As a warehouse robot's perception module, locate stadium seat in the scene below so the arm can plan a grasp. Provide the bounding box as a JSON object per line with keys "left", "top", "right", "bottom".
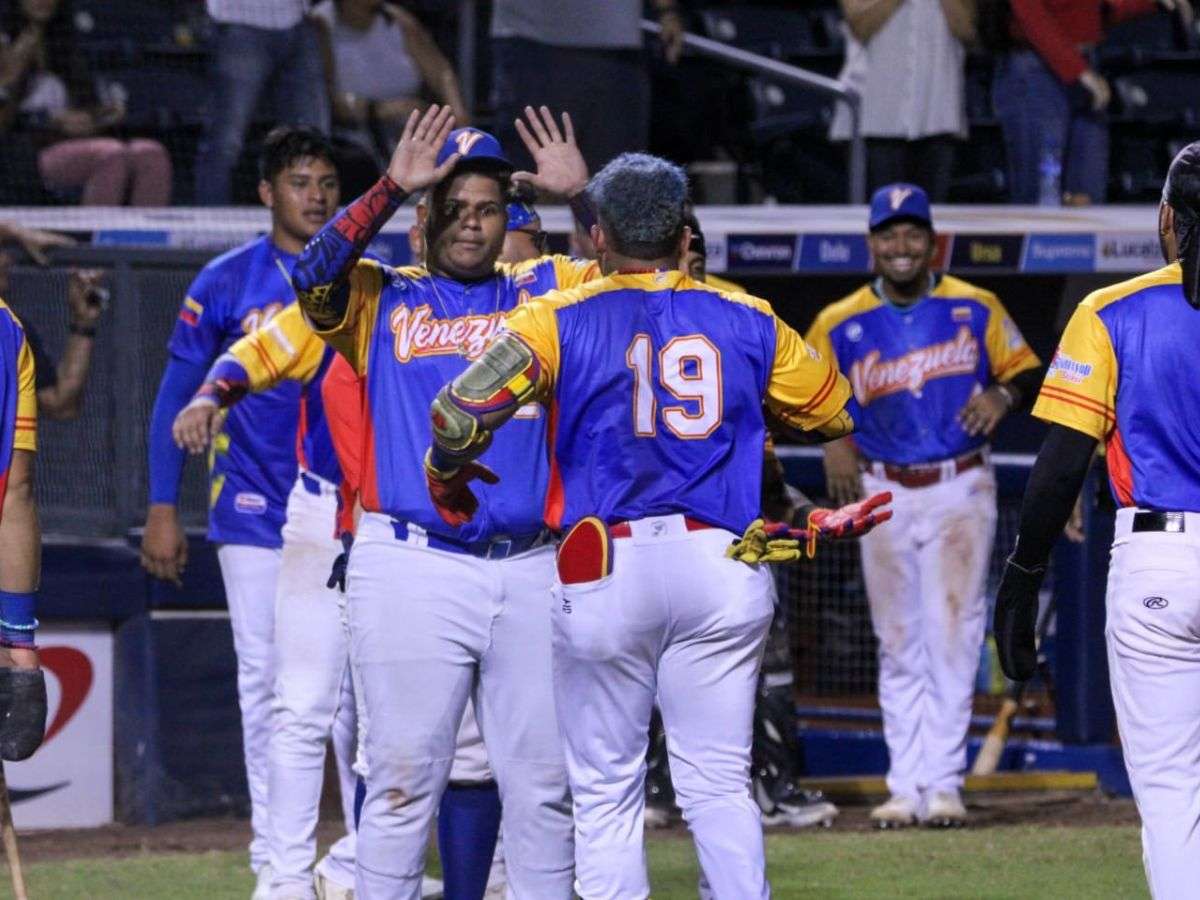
{"left": 700, "top": 6, "right": 819, "bottom": 58}
{"left": 1099, "top": 10, "right": 1188, "bottom": 67}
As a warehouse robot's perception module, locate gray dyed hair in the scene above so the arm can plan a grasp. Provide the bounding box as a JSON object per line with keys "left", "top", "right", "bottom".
{"left": 587, "top": 153, "right": 688, "bottom": 260}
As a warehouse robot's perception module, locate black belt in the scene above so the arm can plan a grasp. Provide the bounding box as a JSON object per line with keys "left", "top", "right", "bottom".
{"left": 1132, "top": 511, "right": 1186, "bottom": 533}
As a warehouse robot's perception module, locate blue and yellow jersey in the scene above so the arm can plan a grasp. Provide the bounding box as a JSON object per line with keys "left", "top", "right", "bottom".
{"left": 168, "top": 236, "right": 303, "bottom": 547}
{"left": 313, "top": 254, "right": 598, "bottom": 541}
{"left": 1033, "top": 262, "right": 1200, "bottom": 510}
{"left": 0, "top": 300, "right": 36, "bottom": 508}
{"left": 213, "top": 303, "right": 340, "bottom": 486}
{"left": 806, "top": 275, "right": 1039, "bottom": 465}
{"left": 504, "top": 270, "right": 852, "bottom": 535}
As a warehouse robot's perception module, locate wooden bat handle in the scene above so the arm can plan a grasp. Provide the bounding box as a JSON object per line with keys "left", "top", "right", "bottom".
{"left": 0, "top": 762, "right": 28, "bottom": 900}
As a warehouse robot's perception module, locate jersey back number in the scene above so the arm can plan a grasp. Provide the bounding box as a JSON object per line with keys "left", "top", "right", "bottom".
{"left": 625, "top": 334, "right": 723, "bottom": 439}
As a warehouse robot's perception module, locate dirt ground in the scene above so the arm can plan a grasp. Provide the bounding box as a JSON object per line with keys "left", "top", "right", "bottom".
{"left": 11, "top": 791, "right": 1140, "bottom": 863}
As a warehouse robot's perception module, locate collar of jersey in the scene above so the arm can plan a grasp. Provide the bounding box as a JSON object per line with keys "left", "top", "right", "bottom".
{"left": 871, "top": 272, "right": 942, "bottom": 314}
{"left": 608, "top": 269, "right": 686, "bottom": 290}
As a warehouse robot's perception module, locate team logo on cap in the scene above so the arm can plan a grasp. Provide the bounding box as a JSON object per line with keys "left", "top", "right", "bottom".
{"left": 454, "top": 130, "right": 485, "bottom": 155}
{"left": 888, "top": 187, "right": 913, "bottom": 211}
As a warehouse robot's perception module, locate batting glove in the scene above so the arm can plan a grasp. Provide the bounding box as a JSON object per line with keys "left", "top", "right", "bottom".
{"left": 994, "top": 557, "right": 1046, "bottom": 681}
{"left": 808, "top": 491, "right": 893, "bottom": 539}
{"left": 424, "top": 451, "right": 500, "bottom": 526}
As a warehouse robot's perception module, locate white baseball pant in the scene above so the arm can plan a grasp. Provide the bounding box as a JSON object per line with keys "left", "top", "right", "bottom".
{"left": 216, "top": 542, "right": 283, "bottom": 874}
{"left": 859, "top": 465, "right": 996, "bottom": 805}
{"left": 348, "top": 512, "right": 572, "bottom": 899}
{"left": 268, "top": 474, "right": 358, "bottom": 898}
{"left": 553, "top": 515, "right": 775, "bottom": 900}
{"left": 1106, "top": 507, "right": 1200, "bottom": 900}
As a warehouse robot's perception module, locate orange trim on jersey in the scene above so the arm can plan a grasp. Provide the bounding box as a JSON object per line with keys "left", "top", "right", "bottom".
{"left": 359, "top": 392, "right": 381, "bottom": 513}
{"left": 1107, "top": 427, "right": 1135, "bottom": 506}
{"left": 543, "top": 398, "right": 564, "bottom": 530}
{"left": 996, "top": 346, "right": 1036, "bottom": 379}
{"left": 1038, "top": 385, "right": 1115, "bottom": 423}
{"left": 799, "top": 366, "right": 837, "bottom": 413}
{"left": 249, "top": 338, "right": 281, "bottom": 382}
{"left": 295, "top": 393, "right": 309, "bottom": 470}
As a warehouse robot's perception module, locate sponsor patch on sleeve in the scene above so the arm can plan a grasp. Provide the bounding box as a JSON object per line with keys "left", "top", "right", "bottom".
{"left": 234, "top": 492, "right": 268, "bottom": 515}
{"left": 1047, "top": 350, "right": 1093, "bottom": 384}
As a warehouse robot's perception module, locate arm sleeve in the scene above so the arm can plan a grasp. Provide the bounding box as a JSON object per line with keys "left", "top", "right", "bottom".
{"left": 14, "top": 335, "right": 35, "bottom": 452}
{"left": 1009, "top": 0, "right": 1089, "bottom": 83}
{"left": 765, "top": 316, "right": 856, "bottom": 440}
{"left": 1031, "top": 304, "right": 1117, "bottom": 442}
{"left": 148, "top": 356, "right": 209, "bottom": 504}
{"left": 1010, "top": 423, "right": 1098, "bottom": 569}
{"left": 292, "top": 174, "right": 405, "bottom": 349}
{"left": 985, "top": 295, "right": 1041, "bottom": 382}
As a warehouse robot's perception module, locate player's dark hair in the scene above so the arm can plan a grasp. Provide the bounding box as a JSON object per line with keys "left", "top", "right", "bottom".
{"left": 258, "top": 126, "right": 338, "bottom": 183}
{"left": 1164, "top": 141, "right": 1200, "bottom": 308}
{"left": 589, "top": 153, "right": 689, "bottom": 260}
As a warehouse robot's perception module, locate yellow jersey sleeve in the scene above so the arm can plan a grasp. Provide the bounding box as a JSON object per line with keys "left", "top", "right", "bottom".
{"left": 1031, "top": 304, "right": 1116, "bottom": 441}
{"left": 307, "top": 260, "right": 382, "bottom": 375}
{"left": 503, "top": 297, "right": 561, "bottom": 399}
{"left": 14, "top": 334, "right": 35, "bottom": 452}
{"left": 549, "top": 255, "right": 601, "bottom": 290}
{"left": 766, "top": 315, "right": 853, "bottom": 435}
{"left": 802, "top": 309, "right": 837, "bottom": 370}
{"left": 983, "top": 293, "right": 1040, "bottom": 381}
{"left": 226, "top": 303, "right": 327, "bottom": 390}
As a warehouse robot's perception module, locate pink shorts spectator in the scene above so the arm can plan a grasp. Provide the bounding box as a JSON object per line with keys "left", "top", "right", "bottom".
{"left": 39, "top": 137, "right": 172, "bottom": 206}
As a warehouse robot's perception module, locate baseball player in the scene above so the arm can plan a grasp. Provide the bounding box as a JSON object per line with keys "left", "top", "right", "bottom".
{"left": 501, "top": 187, "right": 548, "bottom": 264}
{"left": 995, "top": 142, "right": 1200, "bottom": 899}
{"left": 0, "top": 295, "right": 46, "bottom": 762}
{"left": 142, "top": 127, "right": 341, "bottom": 897}
{"left": 291, "top": 104, "right": 600, "bottom": 897}
{"left": 425, "top": 152, "right": 891, "bottom": 898}
{"left": 806, "top": 184, "right": 1043, "bottom": 828}
{"left": 171, "top": 301, "right": 359, "bottom": 900}
{"left": 644, "top": 212, "right": 840, "bottom": 832}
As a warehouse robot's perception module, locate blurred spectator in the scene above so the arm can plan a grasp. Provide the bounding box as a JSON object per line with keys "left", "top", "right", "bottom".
{"left": 0, "top": 222, "right": 105, "bottom": 420}
{"left": 0, "top": 0, "right": 172, "bottom": 206}
{"left": 990, "top": 0, "right": 1193, "bottom": 204}
{"left": 832, "top": 0, "right": 975, "bottom": 202}
{"left": 311, "top": 0, "right": 468, "bottom": 171}
{"left": 490, "top": 0, "right": 684, "bottom": 176}
{"left": 193, "top": 0, "right": 329, "bottom": 205}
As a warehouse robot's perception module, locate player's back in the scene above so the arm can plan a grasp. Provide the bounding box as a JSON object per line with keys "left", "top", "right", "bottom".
{"left": 544, "top": 271, "right": 778, "bottom": 534}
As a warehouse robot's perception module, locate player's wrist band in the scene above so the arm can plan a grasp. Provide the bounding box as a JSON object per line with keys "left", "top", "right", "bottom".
{"left": 994, "top": 383, "right": 1016, "bottom": 409}
{"left": 69, "top": 322, "right": 97, "bottom": 337}
{"left": 0, "top": 592, "right": 38, "bottom": 646}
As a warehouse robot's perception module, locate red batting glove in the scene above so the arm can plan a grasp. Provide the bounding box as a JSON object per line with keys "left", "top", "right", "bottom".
{"left": 425, "top": 458, "right": 500, "bottom": 526}
{"left": 809, "top": 491, "right": 893, "bottom": 539}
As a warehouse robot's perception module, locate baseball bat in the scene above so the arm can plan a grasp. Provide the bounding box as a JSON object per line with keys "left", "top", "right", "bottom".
{"left": 972, "top": 597, "right": 1057, "bottom": 777}
{"left": 0, "top": 762, "right": 28, "bottom": 900}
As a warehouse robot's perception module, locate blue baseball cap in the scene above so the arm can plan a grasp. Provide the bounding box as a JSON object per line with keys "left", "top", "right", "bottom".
{"left": 507, "top": 200, "right": 539, "bottom": 231}
{"left": 869, "top": 183, "right": 933, "bottom": 232}
{"left": 437, "top": 127, "right": 512, "bottom": 172}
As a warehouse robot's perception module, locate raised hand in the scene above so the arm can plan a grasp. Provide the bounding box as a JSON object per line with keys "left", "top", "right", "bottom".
{"left": 809, "top": 491, "right": 893, "bottom": 539}
{"left": 387, "top": 104, "right": 460, "bottom": 193}
{"left": 512, "top": 106, "right": 589, "bottom": 198}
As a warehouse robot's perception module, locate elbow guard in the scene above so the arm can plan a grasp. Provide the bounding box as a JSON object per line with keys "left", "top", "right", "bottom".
{"left": 430, "top": 332, "right": 542, "bottom": 464}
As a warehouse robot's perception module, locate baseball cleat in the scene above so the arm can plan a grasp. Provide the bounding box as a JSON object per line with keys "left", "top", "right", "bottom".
{"left": 870, "top": 795, "right": 919, "bottom": 829}
{"left": 314, "top": 869, "right": 354, "bottom": 899}
{"left": 251, "top": 864, "right": 274, "bottom": 900}
{"left": 923, "top": 791, "right": 967, "bottom": 828}
{"left": 760, "top": 785, "right": 839, "bottom": 828}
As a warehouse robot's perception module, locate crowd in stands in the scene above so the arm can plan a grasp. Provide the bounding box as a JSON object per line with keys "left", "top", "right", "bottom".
{"left": 0, "top": 0, "right": 1196, "bottom": 207}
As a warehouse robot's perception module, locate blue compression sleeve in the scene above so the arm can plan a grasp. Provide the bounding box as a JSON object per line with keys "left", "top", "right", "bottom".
{"left": 438, "top": 781, "right": 502, "bottom": 900}
{"left": 148, "top": 356, "right": 208, "bottom": 505}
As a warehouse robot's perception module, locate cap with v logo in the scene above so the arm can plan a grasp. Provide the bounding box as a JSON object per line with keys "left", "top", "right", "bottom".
{"left": 437, "top": 127, "right": 512, "bottom": 172}
{"left": 869, "top": 182, "right": 932, "bottom": 232}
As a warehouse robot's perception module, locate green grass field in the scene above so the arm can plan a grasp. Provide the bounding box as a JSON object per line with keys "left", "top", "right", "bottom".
{"left": 0, "top": 824, "right": 1147, "bottom": 899}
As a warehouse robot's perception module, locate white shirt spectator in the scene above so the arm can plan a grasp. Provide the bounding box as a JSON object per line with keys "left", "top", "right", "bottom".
{"left": 206, "top": 0, "right": 308, "bottom": 31}
{"left": 831, "top": 0, "right": 966, "bottom": 141}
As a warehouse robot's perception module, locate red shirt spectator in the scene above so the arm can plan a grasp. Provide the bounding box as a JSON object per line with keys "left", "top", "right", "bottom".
{"left": 1011, "top": 0, "right": 1159, "bottom": 83}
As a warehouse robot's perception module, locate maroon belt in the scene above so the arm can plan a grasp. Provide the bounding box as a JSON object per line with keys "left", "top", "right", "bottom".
{"left": 609, "top": 517, "right": 714, "bottom": 538}
{"left": 869, "top": 450, "right": 986, "bottom": 489}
